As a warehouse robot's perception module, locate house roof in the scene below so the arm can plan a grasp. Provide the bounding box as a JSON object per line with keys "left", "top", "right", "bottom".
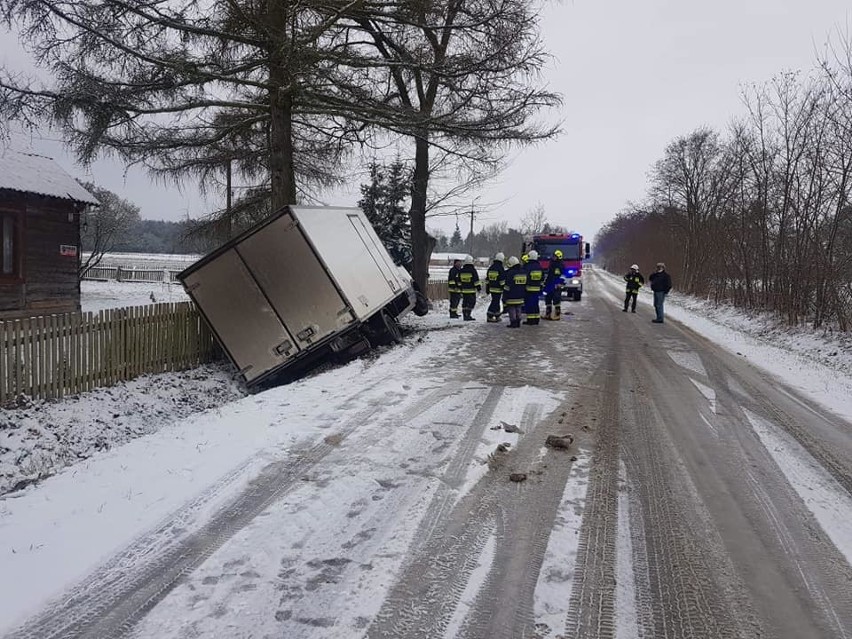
{"left": 0, "top": 148, "right": 99, "bottom": 205}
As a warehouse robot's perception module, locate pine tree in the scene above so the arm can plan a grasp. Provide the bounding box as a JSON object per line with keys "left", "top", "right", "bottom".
{"left": 450, "top": 223, "right": 464, "bottom": 252}
{"left": 358, "top": 159, "right": 412, "bottom": 267}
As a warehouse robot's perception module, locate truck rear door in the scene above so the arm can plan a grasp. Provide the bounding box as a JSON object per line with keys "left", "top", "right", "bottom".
{"left": 237, "top": 213, "right": 354, "bottom": 349}
{"left": 182, "top": 249, "right": 298, "bottom": 384}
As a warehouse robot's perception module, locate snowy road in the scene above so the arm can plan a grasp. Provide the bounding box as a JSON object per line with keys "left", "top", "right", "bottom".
{"left": 3, "top": 271, "right": 852, "bottom": 638}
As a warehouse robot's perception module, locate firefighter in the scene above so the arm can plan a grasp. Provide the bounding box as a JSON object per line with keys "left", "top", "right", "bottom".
{"left": 448, "top": 258, "right": 462, "bottom": 318}
{"left": 502, "top": 256, "right": 526, "bottom": 328}
{"left": 623, "top": 264, "right": 644, "bottom": 313}
{"left": 544, "top": 249, "right": 565, "bottom": 321}
{"left": 485, "top": 252, "right": 506, "bottom": 322}
{"left": 459, "top": 255, "right": 481, "bottom": 321}
{"left": 523, "top": 250, "right": 544, "bottom": 325}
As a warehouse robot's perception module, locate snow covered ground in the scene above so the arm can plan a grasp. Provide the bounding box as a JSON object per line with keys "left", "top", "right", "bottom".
{"left": 2, "top": 275, "right": 852, "bottom": 637}
{"left": 80, "top": 279, "right": 189, "bottom": 313}
{"left": 0, "top": 313, "right": 483, "bottom": 635}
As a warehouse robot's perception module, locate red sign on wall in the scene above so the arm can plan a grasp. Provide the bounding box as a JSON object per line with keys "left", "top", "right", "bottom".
{"left": 60, "top": 244, "right": 78, "bottom": 257}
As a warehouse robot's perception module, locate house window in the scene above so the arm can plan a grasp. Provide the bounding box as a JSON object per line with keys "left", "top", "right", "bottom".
{"left": 1, "top": 212, "right": 19, "bottom": 276}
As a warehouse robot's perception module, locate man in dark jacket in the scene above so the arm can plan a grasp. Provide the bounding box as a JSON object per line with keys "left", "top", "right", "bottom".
{"left": 458, "top": 255, "right": 481, "bottom": 321}
{"left": 485, "top": 252, "right": 506, "bottom": 323}
{"left": 623, "top": 264, "right": 644, "bottom": 313}
{"left": 523, "top": 250, "right": 544, "bottom": 325}
{"left": 648, "top": 262, "right": 672, "bottom": 323}
{"left": 544, "top": 249, "right": 564, "bottom": 321}
{"left": 502, "top": 256, "right": 526, "bottom": 328}
{"left": 448, "top": 259, "right": 462, "bottom": 318}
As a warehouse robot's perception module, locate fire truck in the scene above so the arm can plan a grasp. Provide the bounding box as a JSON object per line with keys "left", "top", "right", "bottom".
{"left": 523, "top": 232, "right": 591, "bottom": 301}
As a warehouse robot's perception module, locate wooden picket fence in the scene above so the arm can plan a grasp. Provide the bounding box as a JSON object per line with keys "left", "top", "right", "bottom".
{"left": 0, "top": 302, "right": 218, "bottom": 405}
{"left": 426, "top": 279, "right": 449, "bottom": 300}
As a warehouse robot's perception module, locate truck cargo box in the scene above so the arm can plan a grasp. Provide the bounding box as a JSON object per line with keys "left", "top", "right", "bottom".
{"left": 178, "top": 206, "right": 415, "bottom": 386}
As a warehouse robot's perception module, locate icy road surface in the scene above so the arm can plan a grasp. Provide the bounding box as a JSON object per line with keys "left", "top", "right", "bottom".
{"left": 3, "top": 271, "right": 852, "bottom": 638}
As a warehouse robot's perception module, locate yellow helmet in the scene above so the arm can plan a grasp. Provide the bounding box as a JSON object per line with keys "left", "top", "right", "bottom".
{"left": 521, "top": 254, "right": 529, "bottom": 263}
{"left": 554, "top": 250, "right": 563, "bottom": 259}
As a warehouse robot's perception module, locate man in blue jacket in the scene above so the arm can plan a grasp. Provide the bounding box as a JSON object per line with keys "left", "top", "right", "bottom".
{"left": 648, "top": 262, "right": 672, "bottom": 323}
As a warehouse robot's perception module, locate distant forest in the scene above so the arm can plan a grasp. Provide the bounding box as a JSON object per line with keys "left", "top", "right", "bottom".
{"left": 101, "top": 219, "right": 217, "bottom": 255}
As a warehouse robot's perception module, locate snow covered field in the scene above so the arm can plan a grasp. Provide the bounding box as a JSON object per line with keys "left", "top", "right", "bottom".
{"left": 80, "top": 279, "right": 190, "bottom": 313}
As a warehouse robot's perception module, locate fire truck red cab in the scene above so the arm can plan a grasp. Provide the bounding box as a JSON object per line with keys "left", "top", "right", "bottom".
{"left": 523, "top": 233, "right": 591, "bottom": 301}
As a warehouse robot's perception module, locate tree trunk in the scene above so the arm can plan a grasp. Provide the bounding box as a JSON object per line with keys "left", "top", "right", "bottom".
{"left": 410, "top": 133, "right": 432, "bottom": 292}
{"left": 267, "top": 0, "right": 297, "bottom": 211}
{"left": 269, "top": 85, "right": 297, "bottom": 210}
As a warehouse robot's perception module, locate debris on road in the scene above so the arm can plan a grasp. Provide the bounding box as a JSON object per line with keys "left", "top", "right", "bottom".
{"left": 509, "top": 473, "right": 527, "bottom": 482}
{"left": 501, "top": 421, "right": 522, "bottom": 433}
{"left": 545, "top": 434, "right": 574, "bottom": 450}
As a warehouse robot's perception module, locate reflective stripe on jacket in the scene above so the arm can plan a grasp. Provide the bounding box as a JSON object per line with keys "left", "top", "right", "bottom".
{"left": 448, "top": 266, "right": 461, "bottom": 293}
{"left": 458, "top": 264, "right": 481, "bottom": 294}
{"left": 624, "top": 272, "right": 644, "bottom": 293}
{"left": 502, "top": 265, "right": 527, "bottom": 305}
{"left": 486, "top": 261, "right": 505, "bottom": 294}
{"left": 524, "top": 260, "right": 544, "bottom": 293}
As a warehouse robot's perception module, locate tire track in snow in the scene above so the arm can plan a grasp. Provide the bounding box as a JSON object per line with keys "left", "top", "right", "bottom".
{"left": 7, "top": 381, "right": 458, "bottom": 639}
{"left": 366, "top": 386, "right": 505, "bottom": 638}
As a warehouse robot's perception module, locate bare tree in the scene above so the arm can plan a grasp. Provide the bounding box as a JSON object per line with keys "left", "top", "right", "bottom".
{"left": 520, "top": 203, "right": 548, "bottom": 235}
{"left": 334, "top": 0, "right": 562, "bottom": 291}
{"left": 78, "top": 182, "right": 140, "bottom": 277}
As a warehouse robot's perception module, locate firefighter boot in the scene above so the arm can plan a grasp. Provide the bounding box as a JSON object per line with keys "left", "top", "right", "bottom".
{"left": 544, "top": 304, "right": 553, "bottom": 320}
{"left": 554, "top": 305, "right": 562, "bottom": 321}
{"left": 463, "top": 309, "right": 475, "bottom": 321}
{"left": 450, "top": 310, "right": 460, "bottom": 319}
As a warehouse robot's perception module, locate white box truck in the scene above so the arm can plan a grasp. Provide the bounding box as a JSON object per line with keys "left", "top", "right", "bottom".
{"left": 178, "top": 206, "right": 424, "bottom": 388}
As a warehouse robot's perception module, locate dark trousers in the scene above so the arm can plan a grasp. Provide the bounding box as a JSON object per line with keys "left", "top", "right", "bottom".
{"left": 487, "top": 292, "right": 502, "bottom": 318}
{"left": 624, "top": 290, "right": 638, "bottom": 312}
{"left": 545, "top": 289, "right": 561, "bottom": 316}
{"left": 462, "top": 292, "right": 476, "bottom": 318}
{"left": 523, "top": 292, "right": 540, "bottom": 323}
{"left": 507, "top": 305, "right": 522, "bottom": 326}
{"left": 449, "top": 291, "right": 461, "bottom": 316}
{"left": 653, "top": 291, "right": 666, "bottom": 321}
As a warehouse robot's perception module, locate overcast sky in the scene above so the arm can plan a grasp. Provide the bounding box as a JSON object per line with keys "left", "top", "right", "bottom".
{"left": 2, "top": 0, "right": 851, "bottom": 243}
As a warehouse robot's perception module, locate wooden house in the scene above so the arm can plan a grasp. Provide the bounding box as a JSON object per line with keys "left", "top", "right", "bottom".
{"left": 0, "top": 149, "right": 98, "bottom": 319}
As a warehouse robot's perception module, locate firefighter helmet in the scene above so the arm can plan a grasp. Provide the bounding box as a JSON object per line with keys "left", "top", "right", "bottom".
{"left": 494, "top": 252, "right": 505, "bottom": 262}
{"left": 554, "top": 250, "right": 563, "bottom": 259}
{"left": 507, "top": 256, "right": 520, "bottom": 267}
{"left": 464, "top": 255, "right": 474, "bottom": 265}
{"left": 528, "top": 250, "right": 539, "bottom": 260}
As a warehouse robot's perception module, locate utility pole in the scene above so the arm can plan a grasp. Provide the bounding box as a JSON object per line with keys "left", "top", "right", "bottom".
{"left": 225, "top": 159, "right": 233, "bottom": 240}
{"left": 468, "top": 206, "right": 475, "bottom": 256}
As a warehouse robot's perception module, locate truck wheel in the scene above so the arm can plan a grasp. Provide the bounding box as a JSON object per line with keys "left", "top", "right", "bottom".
{"left": 573, "top": 290, "right": 582, "bottom": 301}
{"left": 370, "top": 311, "right": 403, "bottom": 346}
{"left": 413, "top": 291, "right": 429, "bottom": 317}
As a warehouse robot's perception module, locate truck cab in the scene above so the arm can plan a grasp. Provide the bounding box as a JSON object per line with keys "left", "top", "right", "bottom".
{"left": 523, "top": 233, "right": 590, "bottom": 301}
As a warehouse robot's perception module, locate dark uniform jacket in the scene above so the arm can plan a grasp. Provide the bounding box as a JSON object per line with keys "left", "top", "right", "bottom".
{"left": 448, "top": 265, "right": 462, "bottom": 293}
{"left": 545, "top": 260, "right": 564, "bottom": 293}
{"left": 486, "top": 261, "right": 505, "bottom": 294}
{"left": 524, "top": 259, "right": 545, "bottom": 293}
{"left": 502, "top": 265, "right": 527, "bottom": 305}
{"left": 649, "top": 270, "right": 672, "bottom": 293}
{"left": 624, "top": 271, "right": 645, "bottom": 292}
{"left": 458, "top": 264, "right": 481, "bottom": 294}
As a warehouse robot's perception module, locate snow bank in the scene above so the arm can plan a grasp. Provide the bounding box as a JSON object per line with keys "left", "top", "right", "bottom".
{"left": 0, "top": 364, "right": 243, "bottom": 496}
